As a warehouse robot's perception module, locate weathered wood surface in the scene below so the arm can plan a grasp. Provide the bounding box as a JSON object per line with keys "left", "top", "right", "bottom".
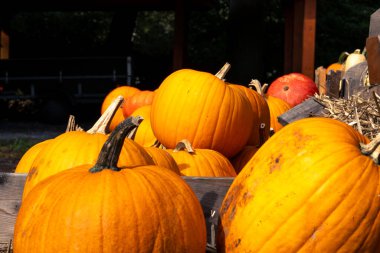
{"left": 277, "top": 97, "right": 325, "bottom": 126}
{"left": 0, "top": 173, "right": 26, "bottom": 243}
{"left": 326, "top": 70, "right": 342, "bottom": 98}
{"left": 342, "top": 61, "right": 369, "bottom": 99}
{"left": 366, "top": 35, "right": 380, "bottom": 85}
{"left": 0, "top": 172, "right": 233, "bottom": 249}
{"left": 369, "top": 8, "right": 380, "bottom": 37}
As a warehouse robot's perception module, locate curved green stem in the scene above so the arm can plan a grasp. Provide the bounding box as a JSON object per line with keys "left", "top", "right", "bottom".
{"left": 90, "top": 116, "right": 143, "bottom": 173}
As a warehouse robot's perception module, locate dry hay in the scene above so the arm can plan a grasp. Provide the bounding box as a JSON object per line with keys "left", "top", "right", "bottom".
{"left": 314, "top": 93, "right": 380, "bottom": 140}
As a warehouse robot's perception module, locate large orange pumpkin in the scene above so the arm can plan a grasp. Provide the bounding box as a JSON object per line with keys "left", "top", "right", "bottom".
{"left": 217, "top": 117, "right": 380, "bottom": 252}
{"left": 22, "top": 114, "right": 154, "bottom": 199}
{"left": 101, "top": 85, "right": 140, "bottom": 131}
{"left": 14, "top": 118, "right": 206, "bottom": 253}
{"left": 151, "top": 67, "right": 253, "bottom": 158}
{"left": 167, "top": 139, "right": 236, "bottom": 177}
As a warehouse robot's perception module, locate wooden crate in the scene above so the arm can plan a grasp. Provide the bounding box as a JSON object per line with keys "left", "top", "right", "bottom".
{"left": 0, "top": 172, "right": 233, "bottom": 252}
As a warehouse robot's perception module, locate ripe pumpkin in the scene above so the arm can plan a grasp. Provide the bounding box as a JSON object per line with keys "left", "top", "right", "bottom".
{"left": 144, "top": 146, "right": 180, "bottom": 174}
{"left": 229, "top": 84, "right": 270, "bottom": 147}
{"left": 217, "top": 117, "right": 380, "bottom": 252}
{"left": 122, "top": 90, "right": 155, "bottom": 118}
{"left": 15, "top": 115, "right": 83, "bottom": 173}
{"left": 266, "top": 95, "right": 292, "bottom": 133}
{"left": 267, "top": 72, "right": 318, "bottom": 107}
{"left": 249, "top": 79, "right": 292, "bottom": 134}
{"left": 130, "top": 105, "right": 157, "bottom": 147}
{"left": 14, "top": 118, "right": 206, "bottom": 253}
{"left": 22, "top": 113, "right": 155, "bottom": 199}
{"left": 151, "top": 67, "right": 254, "bottom": 158}
{"left": 101, "top": 85, "right": 140, "bottom": 131}
{"left": 167, "top": 139, "right": 237, "bottom": 177}
{"left": 326, "top": 51, "right": 349, "bottom": 74}
{"left": 230, "top": 145, "right": 259, "bottom": 174}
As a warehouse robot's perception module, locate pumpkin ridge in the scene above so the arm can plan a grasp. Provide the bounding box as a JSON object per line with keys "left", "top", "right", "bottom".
{"left": 256, "top": 156, "right": 375, "bottom": 252}
{"left": 234, "top": 149, "right": 364, "bottom": 251}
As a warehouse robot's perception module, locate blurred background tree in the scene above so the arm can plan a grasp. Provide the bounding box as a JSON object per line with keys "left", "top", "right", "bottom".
{"left": 6, "top": 0, "right": 378, "bottom": 88}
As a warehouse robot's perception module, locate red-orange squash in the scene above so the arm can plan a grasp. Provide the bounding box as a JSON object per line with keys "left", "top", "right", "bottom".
{"left": 122, "top": 90, "right": 155, "bottom": 118}
{"left": 217, "top": 117, "right": 380, "bottom": 252}
{"left": 101, "top": 85, "right": 140, "bottom": 131}
{"left": 14, "top": 118, "right": 206, "bottom": 253}
{"left": 151, "top": 68, "right": 254, "bottom": 158}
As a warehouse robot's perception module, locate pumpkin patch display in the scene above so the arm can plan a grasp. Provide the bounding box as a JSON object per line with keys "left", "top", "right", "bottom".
{"left": 14, "top": 117, "right": 206, "bottom": 253}
{"left": 101, "top": 85, "right": 140, "bottom": 131}
{"left": 267, "top": 72, "right": 318, "bottom": 107}
{"left": 151, "top": 66, "right": 254, "bottom": 158}
{"left": 167, "top": 139, "right": 236, "bottom": 177}
{"left": 217, "top": 117, "right": 380, "bottom": 252}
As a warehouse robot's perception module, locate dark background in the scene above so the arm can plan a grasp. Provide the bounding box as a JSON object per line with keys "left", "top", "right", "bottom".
{"left": 0, "top": 0, "right": 377, "bottom": 123}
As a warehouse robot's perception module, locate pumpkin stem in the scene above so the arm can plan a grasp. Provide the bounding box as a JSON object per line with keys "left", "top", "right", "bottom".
{"left": 360, "top": 134, "right": 380, "bottom": 164}
{"left": 174, "top": 139, "right": 195, "bottom": 153}
{"left": 65, "top": 115, "right": 83, "bottom": 132}
{"left": 248, "top": 79, "right": 268, "bottom": 96}
{"left": 90, "top": 116, "right": 143, "bottom": 173}
{"left": 215, "top": 62, "right": 231, "bottom": 80}
{"left": 87, "top": 95, "right": 124, "bottom": 134}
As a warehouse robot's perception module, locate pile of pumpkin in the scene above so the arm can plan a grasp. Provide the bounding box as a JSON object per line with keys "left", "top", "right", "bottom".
{"left": 12, "top": 62, "right": 380, "bottom": 252}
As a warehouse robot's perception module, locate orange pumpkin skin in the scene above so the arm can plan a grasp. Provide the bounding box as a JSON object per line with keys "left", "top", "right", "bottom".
{"left": 22, "top": 131, "right": 154, "bottom": 199}
{"left": 101, "top": 86, "right": 140, "bottom": 131}
{"left": 131, "top": 105, "right": 157, "bottom": 147}
{"left": 122, "top": 90, "right": 155, "bottom": 118}
{"left": 144, "top": 146, "right": 180, "bottom": 175}
{"left": 151, "top": 69, "right": 254, "bottom": 158}
{"left": 168, "top": 145, "right": 237, "bottom": 177}
{"left": 14, "top": 140, "right": 51, "bottom": 173}
{"left": 14, "top": 160, "right": 205, "bottom": 252}
{"left": 266, "top": 95, "right": 292, "bottom": 133}
{"left": 217, "top": 117, "right": 380, "bottom": 253}
{"left": 326, "top": 62, "right": 344, "bottom": 73}
{"left": 229, "top": 84, "right": 270, "bottom": 147}
{"left": 230, "top": 145, "right": 259, "bottom": 174}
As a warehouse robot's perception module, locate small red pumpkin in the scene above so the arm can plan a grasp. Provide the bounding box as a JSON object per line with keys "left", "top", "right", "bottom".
{"left": 122, "top": 90, "right": 155, "bottom": 118}
{"left": 267, "top": 73, "right": 318, "bottom": 107}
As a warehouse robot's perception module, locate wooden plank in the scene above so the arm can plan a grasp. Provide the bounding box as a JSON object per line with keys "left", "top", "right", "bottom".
{"left": 369, "top": 8, "right": 380, "bottom": 37}
{"left": 326, "top": 70, "right": 342, "bottom": 98}
{"left": 0, "top": 172, "right": 233, "bottom": 248}
{"left": 342, "top": 61, "right": 368, "bottom": 98}
{"left": 172, "top": 0, "right": 188, "bottom": 70}
{"left": 301, "top": 0, "right": 316, "bottom": 79}
{"left": 0, "top": 30, "right": 9, "bottom": 60}
{"left": 0, "top": 173, "right": 27, "bottom": 242}
{"left": 366, "top": 36, "right": 380, "bottom": 85}
{"left": 277, "top": 97, "right": 325, "bottom": 126}
{"left": 315, "top": 66, "right": 327, "bottom": 95}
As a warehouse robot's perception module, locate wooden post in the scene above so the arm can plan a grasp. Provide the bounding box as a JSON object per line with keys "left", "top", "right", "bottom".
{"left": 0, "top": 30, "right": 9, "bottom": 59}
{"left": 172, "top": 0, "right": 188, "bottom": 70}
{"left": 284, "top": 0, "right": 316, "bottom": 79}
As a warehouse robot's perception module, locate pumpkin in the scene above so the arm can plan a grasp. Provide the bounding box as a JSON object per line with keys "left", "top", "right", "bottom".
{"left": 122, "top": 90, "right": 155, "bottom": 118}
{"left": 14, "top": 117, "right": 206, "bottom": 253}
{"left": 22, "top": 99, "right": 155, "bottom": 198}
{"left": 249, "top": 80, "right": 292, "bottom": 134}
{"left": 151, "top": 65, "right": 254, "bottom": 158}
{"left": 167, "top": 139, "right": 236, "bottom": 177}
{"left": 216, "top": 117, "right": 380, "bottom": 252}
{"left": 101, "top": 85, "right": 140, "bottom": 131}
{"left": 344, "top": 49, "right": 366, "bottom": 71}
{"left": 267, "top": 72, "right": 318, "bottom": 107}
{"left": 15, "top": 115, "right": 83, "bottom": 173}
{"left": 130, "top": 105, "right": 157, "bottom": 147}
{"left": 326, "top": 51, "right": 349, "bottom": 74}
{"left": 230, "top": 145, "right": 259, "bottom": 174}
{"left": 229, "top": 83, "right": 270, "bottom": 147}
{"left": 144, "top": 146, "right": 180, "bottom": 174}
